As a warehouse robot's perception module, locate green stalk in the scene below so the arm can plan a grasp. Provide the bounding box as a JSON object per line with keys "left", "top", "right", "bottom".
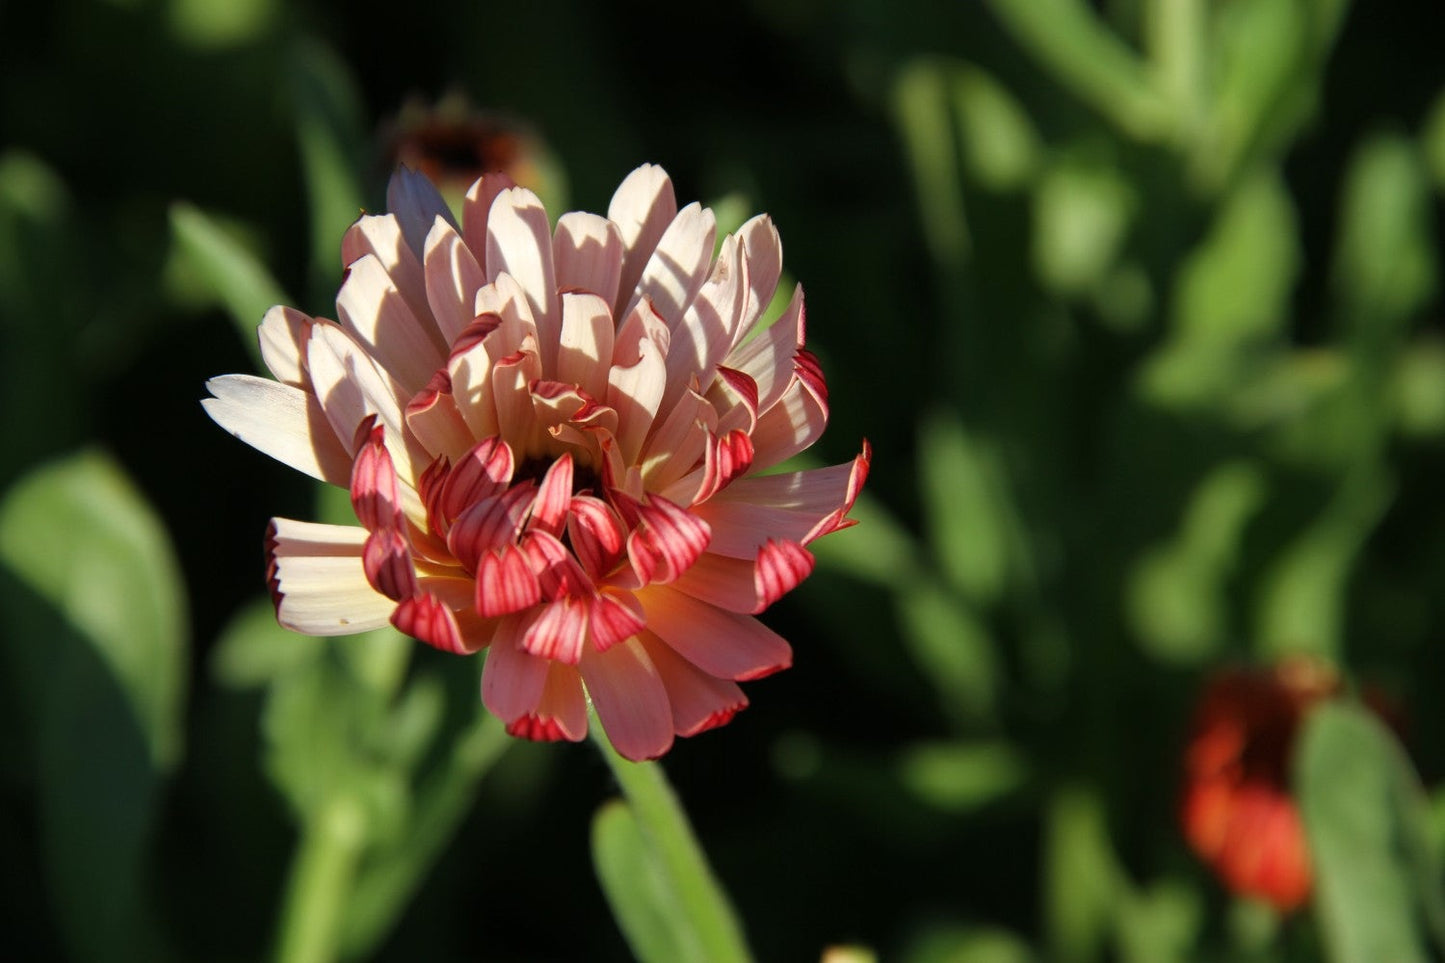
{"left": 590, "top": 723, "right": 753, "bottom": 963}
{"left": 273, "top": 795, "right": 367, "bottom": 963}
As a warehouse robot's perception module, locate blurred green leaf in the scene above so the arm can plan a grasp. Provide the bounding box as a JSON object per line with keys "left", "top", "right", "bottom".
{"left": 984, "top": 0, "right": 1171, "bottom": 140}
{"left": 0, "top": 451, "right": 187, "bottom": 961}
{"left": 897, "top": 579, "right": 1000, "bottom": 726}
{"left": 1296, "top": 702, "right": 1445, "bottom": 963}
{"left": 1127, "top": 462, "right": 1267, "bottom": 664}
{"left": 1332, "top": 133, "right": 1436, "bottom": 343}
{"left": 1045, "top": 786, "right": 1128, "bottom": 963}
{"left": 807, "top": 487, "right": 921, "bottom": 589}
{"left": 919, "top": 412, "right": 1012, "bottom": 606}
{"left": 1422, "top": 87, "right": 1445, "bottom": 193}
{"left": 1114, "top": 879, "right": 1202, "bottom": 963}
{"left": 1253, "top": 468, "right": 1392, "bottom": 660}
{"left": 905, "top": 924, "right": 1035, "bottom": 963}
{"left": 899, "top": 740, "right": 1027, "bottom": 813}
{"left": 593, "top": 799, "right": 707, "bottom": 963}
{"left": 1032, "top": 158, "right": 1133, "bottom": 296}
{"left": 290, "top": 37, "right": 367, "bottom": 305}
{"left": 1140, "top": 171, "right": 1298, "bottom": 408}
{"left": 0, "top": 450, "right": 187, "bottom": 768}
{"left": 1145, "top": 0, "right": 1207, "bottom": 144}
{"left": 170, "top": 201, "right": 290, "bottom": 368}
{"left": 212, "top": 596, "right": 323, "bottom": 688}
{"left": 1391, "top": 338, "right": 1445, "bottom": 437}
{"left": 894, "top": 60, "right": 971, "bottom": 267}
{"left": 168, "top": 0, "right": 278, "bottom": 49}
{"left": 949, "top": 64, "right": 1041, "bottom": 191}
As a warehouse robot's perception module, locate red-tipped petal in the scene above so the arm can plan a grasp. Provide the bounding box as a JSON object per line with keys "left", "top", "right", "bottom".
{"left": 528, "top": 453, "right": 574, "bottom": 538}
{"left": 589, "top": 591, "right": 645, "bottom": 653}
{"left": 392, "top": 593, "right": 467, "bottom": 654}
{"left": 520, "top": 596, "right": 589, "bottom": 665}
{"left": 362, "top": 528, "right": 419, "bottom": 601}
{"left": 476, "top": 544, "right": 542, "bottom": 617}
{"left": 622, "top": 493, "right": 711, "bottom": 585}
{"left": 447, "top": 484, "right": 535, "bottom": 572}
{"left": 693, "top": 429, "right": 754, "bottom": 504}
{"left": 350, "top": 419, "right": 404, "bottom": 531}
{"left": 640, "top": 632, "right": 748, "bottom": 737}
{"left": 567, "top": 495, "right": 627, "bottom": 580}
{"left": 640, "top": 585, "right": 792, "bottom": 681}
{"left": 754, "top": 539, "right": 815, "bottom": 612}
{"left": 439, "top": 436, "right": 515, "bottom": 525}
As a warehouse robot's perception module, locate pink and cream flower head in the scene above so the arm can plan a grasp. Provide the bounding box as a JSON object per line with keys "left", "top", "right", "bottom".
{"left": 204, "top": 163, "right": 868, "bottom": 760}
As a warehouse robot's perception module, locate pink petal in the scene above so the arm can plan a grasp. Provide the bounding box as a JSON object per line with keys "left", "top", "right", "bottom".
{"left": 447, "top": 484, "right": 535, "bottom": 571}
{"left": 638, "top": 585, "right": 792, "bottom": 681}
{"left": 438, "top": 436, "right": 515, "bottom": 526}
{"left": 553, "top": 211, "right": 624, "bottom": 304}
{"left": 519, "top": 530, "right": 593, "bottom": 599}
{"left": 660, "top": 233, "right": 746, "bottom": 413}
{"left": 363, "top": 527, "right": 419, "bottom": 601}
{"left": 581, "top": 637, "right": 674, "bottom": 761}
{"left": 336, "top": 253, "right": 447, "bottom": 395}
{"left": 423, "top": 215, "right": 488, "bottom": 345}
{"left": 341, "top": 214, "right": 429, "bottom": 322}
{"left": 405, "top": 370, "right": 476, "bottom": 463}
{"left": 622, "top": 201, "right": 717, "bottom": 330}
{"left": 517, "top": 663, "right": 589, "bottom": 742}
{"left": 387, "top": 165, "right": 458, "bottom": 260}
{"left": 491, "top": 343, "right": 543, "bottom": 455}
{"left": 734, "top": 214, "right": 783, "bottom": 345}
{"left": 639, "top": 386, "right": 714, "bottom": 495}
{"left": 481, "top": 612, "right": 547, "bottom": 720}
{"left": 266, "top": 518, "right": 395, "bottom": 635}
{"left": 556, "top": 292, "right": 615, "bottom": 401}
{"left": 669, "top": 540, "right": 815, "bottom": 615}
{"left": 714, "top": 444, "right": 871, "bottom": 514}
{"left": 462, "top": 172, "right": 516, "bottom": 265}
{"left": 350, "top": 420, "right": 405, "bottom": 530}
{"left": 747, "top": 352, "right": 830, "bottom": 471}
{"left": 693, "top": 429, "right": 755, "bottom": 504}
{"left": 566, "top": 495, "right": 627, "bottom": 580}
{"left": 305, "top": 322, "right": 405, "bottom": 448}
{"left": 203, "top": 375, "right": 352, "bottom": 486}
{"left": 528, "top": 453, "right": 573, "bottom": 538}
{"left": 486, "top": 188, "right": 560, "bottom": 373}
{"left": 476, "top": 543, "right": 542, "bottom": 617}
{"left": 606, "top": 306, "right": 669, "bottom": 465}
{"left": 392, "top": 592, "right": 471, "bottom": 654}
{"left": 618, "top": 493, "right": 711, "bottom": 585}
{"left": 257, "top": 305, "right": 315, "bottom": 387}
{"left": 608, "top": 164, "right": 678, "bottom": 317}
{"left": 639, "top": 632, "right": 748, "bottom": 737}
{"left": 521, "top": 596, "right": 588, "bottom": 664}
{"left": 589, "top": 591, "right": 645, "bottom": 652}
{"left": 723, "top": 284, "right": 803, "bottom": 414}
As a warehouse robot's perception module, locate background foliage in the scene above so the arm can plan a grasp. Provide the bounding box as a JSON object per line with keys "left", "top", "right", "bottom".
{"left": 3, "top": 0, "right": 1445, "bottom": 960}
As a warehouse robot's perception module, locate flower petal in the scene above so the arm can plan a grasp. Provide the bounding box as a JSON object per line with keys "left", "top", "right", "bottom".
{"left": 668, "top": 539, "right": 814, "bottom": 615}
{"left": 203, "top": 374, "right": 354, "bottom": 486}
{"left": 582, "top": 636, "right": 673, "bottom": 761}
{"left": 462, "top": 172, "right": 516, "bottom": 265}
{"left": 257, "top": 305, "right": 315, "bottom": 388}
{"left": 553, "top": 211, "right": 624, "bottom": 304}
{"left": 266, "top": 518, "right": 395, "bottom": 635}
{"left": 623, "top": 201, "right": 716, "bottom": 330}
{"left": 476, "top": 543, "right": 542, "bottom": 617}
{"left": 557, "top": 291, "right": 615, "bottom": 401}
{"left": 336, "top": 253, "right": 447, "bottom": 394}
{"left": 341, "top": 213, "right": 429, "bottom": 322}
{"left": 608, "top": 163, "right": 677, "bottom": 316}
{"left": 723, "top": 284, "right": 803, "bottom": 414}
{"left": 747, "top": 351, "right": 830, "bottom": 471}
{"left": 520, "top": 596, "right": 589, "bottom": 665}
{"left": 617, "top": 493, "right": 711, "bottom": 585}
{"left": 387, "top": 165, "right": 458, "bottom": 260}
{"left": 423, "top": 215, "right": 488, "bottom": 345}
{"left": 638, "top": 585, "right": 792, "bottom": 681}
{"left": 639, "top": 632, "right": 748, "bottom": 737}
{"left": 392, "top": 592, "right": 471, "bottom": 654}
{"left": 486, "top": 188, "right": 560, "bottom": 374}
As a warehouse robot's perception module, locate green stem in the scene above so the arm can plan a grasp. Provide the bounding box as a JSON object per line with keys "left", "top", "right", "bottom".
{"left": 590, "top": 722, "right": 753, "bottom": 963}
{"left": 273, "top": 795, "right": 367, "bottom": 963}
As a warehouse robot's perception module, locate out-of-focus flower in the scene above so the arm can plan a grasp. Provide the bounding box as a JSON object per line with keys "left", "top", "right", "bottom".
{"left": 383, "top": 93, "right": 557, "bottom": 205}
{"left": 1179, "top": 656, "right": 1340, "bottom": 912}
{"left": 204, "top": 163, "right": 868, "bottom": 760}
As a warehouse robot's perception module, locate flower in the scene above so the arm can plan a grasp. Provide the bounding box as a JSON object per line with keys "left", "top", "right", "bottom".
{"left": 204, "top": 163, "right": 868, "bottom": 761}
{"left": 1178, "top": 656, "right": 1340, "bottom": 912}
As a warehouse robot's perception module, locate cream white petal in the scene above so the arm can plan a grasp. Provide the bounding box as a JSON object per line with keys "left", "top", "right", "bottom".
{"left": 462, "top": 172, "right": 515, "bottom": 267}
{"left": 257, "top": 305, "right": 314, "bottom": 388}
{"left": 423, "top": 215, "right": 487, "bottom": 345}
{"left": 660, "top": 233, "right": 747, "bottom": 414}
{"left": 341, "top": 214, "right": 429, "bottom": 322}
{"left": 723, "top": 284, "right": 803, "bottom": 414}
{"left": 557, "top": 291, "right": 615, "bottom": 401}
{"left": 552, "top": 211, "right": 623, "bottom": 305}
{"left": 608, "top": 163, "right": 677, "bottom": 316}
{"left": 203, "top": 374, "right": 351, "bottom": 485}
{"left": 335, "top": 253, "right": 447, "bottom": 395}
{"left": 623, "top": 201, "right": 716, "bottom": 330}
{"left": 485, "top": 188, "right": 560, "bottom": 374}
{"left": 268, "top": 518, "right": 395, "bottom": 635}
{"left": 735, "top": 214, "right": 783, "bottom": 346}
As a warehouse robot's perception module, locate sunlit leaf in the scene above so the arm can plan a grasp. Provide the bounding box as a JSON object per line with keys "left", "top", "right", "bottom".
{"left": 592, "top": 799, "right": 706, "bottom": 963}
{"left": 897, "top": 579, "right": 999, "bottom": 725}
{"left": 1296, "top": 702, "right": 1445, "bottom": 963}
{"left": 905, "top": 924, "right": 1034, "bottom": 963}
{"left": 919, "top": 411, "right": 1011, "bottom": 605}
{"left": 899, "top": 740, "right": 1028, "bottom": 813}
{"left": 894, "top": 60, "right": 971, "bottom": 267}
{"left": 949, "top": 64, "right": 1041, "bottom": 191}
{"left": 1032, "top": 158, "right": 1133, "bottom": 296}
{"left": 170, "top": 201, "right": 289, "bottom": 368}
{"left": 1045, "top": 786, "right": 1127, "bottom": 963}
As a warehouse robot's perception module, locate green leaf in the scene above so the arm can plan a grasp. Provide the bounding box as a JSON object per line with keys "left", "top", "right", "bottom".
{"left": 169, "top": 201, "right": 290, "bottom": 368}
{"left": 1045, "top": 786, "right": 1128, "bottom": 963}
{"left": 1032, "top": 158, "right": 1134, "bottom": 296}
{"left": 1332, "top": 133, "right": 1437, "bottom": 343}
{"left": 919, "top": 412, "right": 1013, "bottom": 606}
{"left": 948, "top": 64, "right": 1041, "bottom": 191}
{"left": 0, "top": 451, "right": 188, "bottom": 961}
{"left": 211, "top": 596, "right": 322, "bottom": 689}
{"left": 898, "top": 740, "right": 1028, "bottom": 813}
{"left": 896, "top": 579, "right": 1000, "bottom": 726}
{"left": 592, "top": 799, "right": 707, "bottom": 963}
{"left": 1296, "top": 702, "right": 1445, "bottom": 963}
{"left": 0, "top": 450, "right": 187, "bottom": 768}
{"left": 904, "top": 924, "right": 1035, "bottom": 963}
{"left": 893, "top": 60, "right": 971, "bottom": 267}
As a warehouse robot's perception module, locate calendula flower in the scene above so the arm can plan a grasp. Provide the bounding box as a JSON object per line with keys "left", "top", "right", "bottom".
{"left": 204, "top": 163, "right": 868, "bottom": 760}
{"left": 1179, "top": 657, "right": 1339, "bottom": 912}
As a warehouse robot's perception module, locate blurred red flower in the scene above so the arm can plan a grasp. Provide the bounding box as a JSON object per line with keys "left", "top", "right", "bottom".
{"left": 1179, "top": 657, "right": 1341, "bottom": 912}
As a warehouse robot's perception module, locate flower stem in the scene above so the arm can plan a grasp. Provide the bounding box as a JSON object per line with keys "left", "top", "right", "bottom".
{"left": 590, "top": 723, "right": 754, "bottom": 963}
{"left": 273, "top": 794, "right": 367, "bottom": 963}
